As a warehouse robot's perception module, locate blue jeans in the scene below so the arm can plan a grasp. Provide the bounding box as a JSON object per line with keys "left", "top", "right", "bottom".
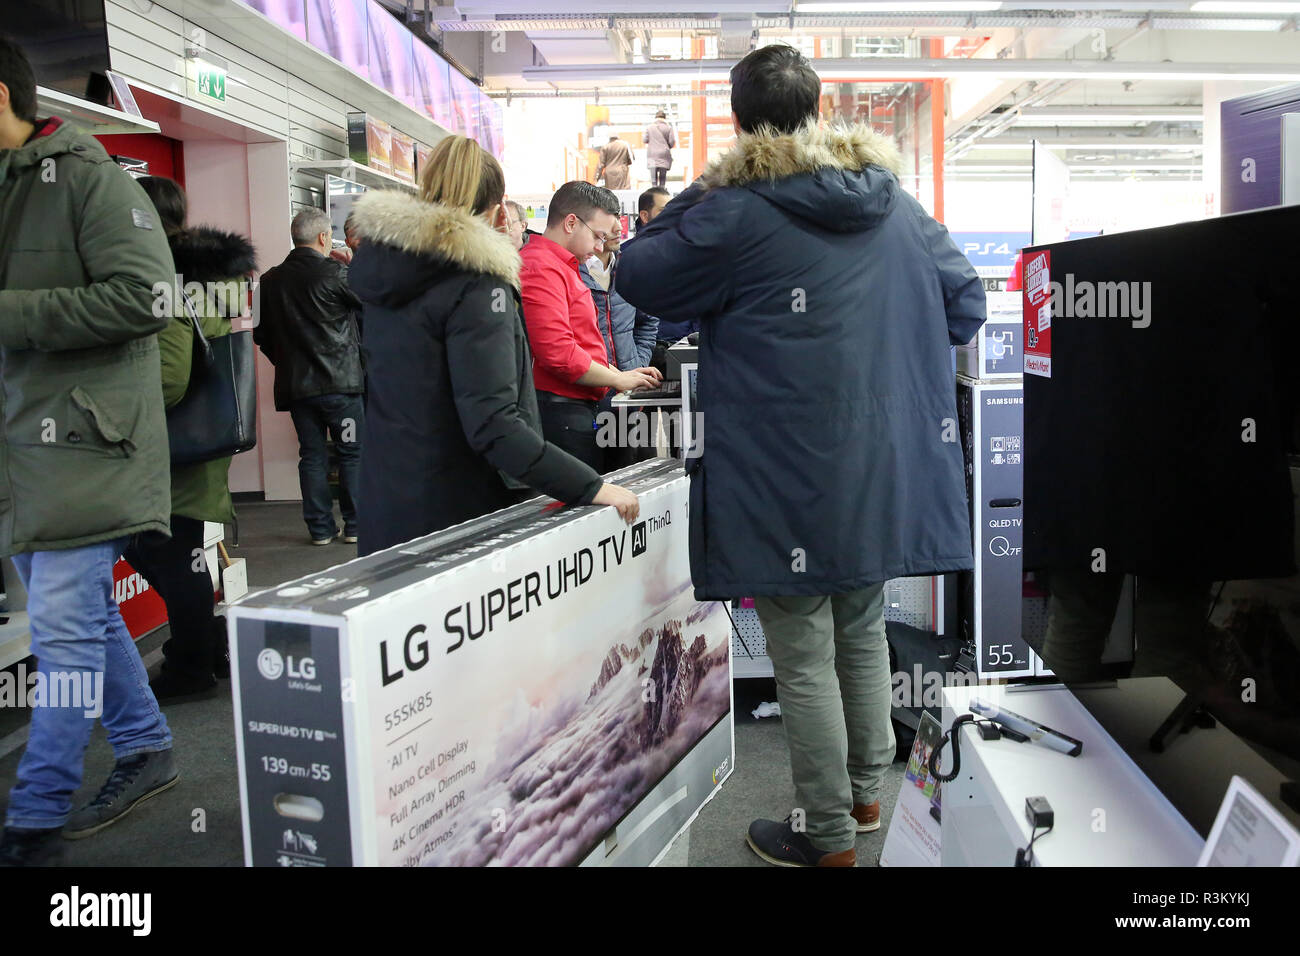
{"left": 289, "top": 393, "right": 364, "bottom": 539}
{"left": 6, "top": 539, "right": 172, "bottom": 829}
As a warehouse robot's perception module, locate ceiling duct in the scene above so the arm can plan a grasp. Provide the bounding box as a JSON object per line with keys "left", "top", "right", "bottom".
{"left": 718, "top": 15, "right": 758, "bottom": 59}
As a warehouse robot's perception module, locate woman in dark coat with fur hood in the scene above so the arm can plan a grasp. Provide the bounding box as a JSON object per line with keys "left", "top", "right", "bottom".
{"left": 347, "top": 136, "right": 639, "bottom": 555}
{"left": 132, "top": 176, "right": 256, "bottom": 700}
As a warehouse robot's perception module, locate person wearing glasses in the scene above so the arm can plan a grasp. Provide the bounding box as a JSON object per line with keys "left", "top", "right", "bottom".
{"left": 519, "top": 182, "right": 661, "bottom": 470}
{"left": 503, "top": 200, "right": 528, "bottom": 251}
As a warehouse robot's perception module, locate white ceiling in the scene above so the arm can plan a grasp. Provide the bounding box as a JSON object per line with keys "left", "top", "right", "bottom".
{"left": 425, "top": 1, "right": 1300, "bottom": 179}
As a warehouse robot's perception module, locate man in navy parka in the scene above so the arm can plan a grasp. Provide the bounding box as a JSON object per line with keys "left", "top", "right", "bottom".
{"left": 618, "top": 44, "right": 987, "bottom": 867}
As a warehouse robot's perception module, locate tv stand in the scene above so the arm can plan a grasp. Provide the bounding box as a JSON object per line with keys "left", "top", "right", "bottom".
{"left": 1149, "top": 692, "right": 1216, "bottom": 754}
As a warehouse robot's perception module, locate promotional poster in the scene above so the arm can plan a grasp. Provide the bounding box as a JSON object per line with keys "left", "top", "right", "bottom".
{"left": 230, "top": 460, "right": 734, "bottom": 867}
{"left": 880, "top": 712, "right": 944, "bottom": 867}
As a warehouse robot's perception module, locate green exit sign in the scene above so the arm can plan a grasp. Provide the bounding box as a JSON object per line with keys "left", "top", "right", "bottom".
{"left": 196, "top": 64, "right": 226, "bottom": 102}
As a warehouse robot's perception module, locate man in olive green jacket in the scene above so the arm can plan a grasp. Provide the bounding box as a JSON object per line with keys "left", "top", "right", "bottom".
{"left": 0, "top": 37, "right": 179, "bottom": 866}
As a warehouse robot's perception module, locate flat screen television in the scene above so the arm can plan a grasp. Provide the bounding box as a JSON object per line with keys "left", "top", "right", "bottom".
{"left": 1021, "top": 204, "right": 1300, "bottom": 837}
{"left": 8, "top": 0, "right": 112, "bottom": 105}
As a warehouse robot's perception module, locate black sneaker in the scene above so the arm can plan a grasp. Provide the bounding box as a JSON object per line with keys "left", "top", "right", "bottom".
{"left": 63, "top": 750, "right": 179, "bottom": 840}
{"left": 745, "top": 819, "right": 856, "bottom": 867}
{"left": 149, "top": 671, "right": 218, "bottom": 705}
{"left": 0, "top": 826, "right": 64, "bottom": 866}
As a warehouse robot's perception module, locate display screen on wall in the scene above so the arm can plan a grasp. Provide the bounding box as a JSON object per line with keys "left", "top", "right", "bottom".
{"left": 9, "top": 0, "right": 111, "bottom": 103}
{"left": 411, "top": 33, "right": 451, "bottom": 127}
{"left": 245, "top": 0, "right": 498, "bottom": 146}
{"left": 366, "top": 2, "right": 414, "bottom": 103}
{"left": 450, "top": 69, "right": 476, "bottom": 138}
{"left": 307, "top": 0, "right": 369, "bottom": 80}
{"left": 243, "top": 0, "right": 307, "bottom": 40}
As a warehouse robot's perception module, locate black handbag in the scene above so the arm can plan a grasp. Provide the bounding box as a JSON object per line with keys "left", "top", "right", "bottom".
{"left": 166, "top": 292, "right": 258, "bottom": 465}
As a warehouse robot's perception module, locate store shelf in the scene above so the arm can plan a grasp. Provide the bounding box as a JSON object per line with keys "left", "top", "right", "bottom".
{"left": 290, "top": 159, "right": 417, "bottom": 192}
{"left": 36, "top": 86, "right": 160, "bottom": 136}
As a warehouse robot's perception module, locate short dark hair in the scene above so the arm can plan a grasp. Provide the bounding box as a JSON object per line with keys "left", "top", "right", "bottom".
{"left": 137, "top": 176, "right": 188, "bottom": 237}
{"left": 0, "top": 35, "right": 38, "bottom": 125}
{"left": 547, "top": 181, "right": 620, "bottom": 229}
{"left": 655, "top": 110, "right": 667, "bottom": 119}
{"left": 638, "top": 187, "right": 669, "bottom": 216}
{"left": 729, "top": 44, "right": 820, "bottom": 134}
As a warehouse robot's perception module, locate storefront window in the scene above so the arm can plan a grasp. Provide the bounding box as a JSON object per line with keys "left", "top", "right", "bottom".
{"left": 820, "top": 80, "right": 939, "bottom": 216}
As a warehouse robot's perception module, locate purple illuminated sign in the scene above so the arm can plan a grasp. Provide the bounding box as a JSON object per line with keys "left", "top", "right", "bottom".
{"left": 367, "top": 2, "right": 414, "bottom": 103}
{"left": 244, "top": 0, "right": 501, "bottom": 151}
{"left": 307, "top": 0, "right": 369, "bottom": 80}
{"left": 243, "top": 0, "right": 306, "bottom": 39}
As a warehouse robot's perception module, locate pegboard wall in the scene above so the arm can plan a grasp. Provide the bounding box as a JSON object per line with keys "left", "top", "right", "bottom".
{"left": 730, "top": 576, "right": 938, "bottom": 679}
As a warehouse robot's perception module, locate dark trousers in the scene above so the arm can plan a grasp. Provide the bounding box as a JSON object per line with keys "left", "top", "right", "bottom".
{"left": 651, "top": 167, "right": 668, "bottom": 187}
{"left": 537, "top": 392, "right": 603, "bottom": 472}
{"left": 123, "top": 515, "right": 219, "bottom": 682}
{"left": 289, "top": 393, "right": 364, "bottom": 539}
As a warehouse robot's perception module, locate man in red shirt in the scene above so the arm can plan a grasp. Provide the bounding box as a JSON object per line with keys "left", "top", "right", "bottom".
{"left": 520, "top": 182, "right": 660, "bottom": 470}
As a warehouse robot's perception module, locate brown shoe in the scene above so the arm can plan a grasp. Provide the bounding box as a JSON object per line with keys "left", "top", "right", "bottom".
{"left": 816, "top": 847, "right": 857, "bottom": 867}
{"left": 851, "top": 802, "right": 881, "bottom": 833}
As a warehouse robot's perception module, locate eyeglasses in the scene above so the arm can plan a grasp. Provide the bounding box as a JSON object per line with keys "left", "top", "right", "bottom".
{"left": 574, "top": 216, "right": 613, "bottom": 244}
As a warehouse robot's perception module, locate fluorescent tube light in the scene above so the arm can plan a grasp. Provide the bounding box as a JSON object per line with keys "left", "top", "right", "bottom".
{"left": 1190, "top": 2, "right": 1300, "bottom": 12}
{"left": 799, "top": 2, "right": 1004, "bottom": 10}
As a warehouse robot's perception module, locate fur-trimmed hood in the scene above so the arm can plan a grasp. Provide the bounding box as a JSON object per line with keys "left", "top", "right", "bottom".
{"left": 169, "top": 226, "right": 257, "bottom": 282}
{"left": 698, "top": 122, "right": 903, "bottom": 233}
{"left": 349, "top": 189, "right": 521, "bottom": 290}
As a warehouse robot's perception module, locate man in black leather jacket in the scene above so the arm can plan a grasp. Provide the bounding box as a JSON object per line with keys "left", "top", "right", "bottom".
{"left": 255, "top": 208, "right": 365, "bottom": 545}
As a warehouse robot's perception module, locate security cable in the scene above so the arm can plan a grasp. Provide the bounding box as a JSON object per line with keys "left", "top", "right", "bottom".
{"left": 1016, "top": 821, "right": 1054, "bottom": 867}
{"left": 928, "top": 713, "right": 999, "bottom": 782}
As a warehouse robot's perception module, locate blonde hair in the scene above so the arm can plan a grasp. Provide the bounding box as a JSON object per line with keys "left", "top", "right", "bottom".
{"left": 418, "top": 135, "right": 505, "bottom": 216}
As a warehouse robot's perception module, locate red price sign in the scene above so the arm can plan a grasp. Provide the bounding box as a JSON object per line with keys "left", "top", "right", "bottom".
{"left": 1022, "top": 250, "right": 1052, "bottom": 378}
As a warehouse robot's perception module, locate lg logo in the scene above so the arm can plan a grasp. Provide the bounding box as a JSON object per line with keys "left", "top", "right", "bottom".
{"left": 257, "top": 648, "right": 283, "bottom": 680}
{"left": 257, "top": 647, "right": 316, "bottom": 681}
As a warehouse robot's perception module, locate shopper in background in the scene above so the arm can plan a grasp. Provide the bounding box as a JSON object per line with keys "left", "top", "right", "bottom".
{"left": 0, "top": 36, "right": 178, "bottom": 865}
{"left": 503, "top": 199, "right": 528, "bottom": 251}
{"left": 636, "top": 185, "right": 670, "bottom": 233}
{"left": 344, "top": 212, "right": 361, "bottom": 253}
{"left": 254, "top": 208, "right": 365, "bottom": 546}
{"left": 645, "top": 110, "right": 676, "bottom": 188}
{"left": 329, "top": 213, "right": 361, "bottom": 265}
{"left": 347, "top": 136, "right": 639, "bottom": 554}
{"left": 580, "top": 227, "right": 656, "bottom": 377}
{"left": 520, "top": 181, "right": 661, "bottom": 471}
{"left": 625, "top": 186, "right": 688, "bottom": 345}
{"left": 596, "top": 133, "right": 632, "bottom": 190}
{"left": 579, "top": 225, "right": 651, "bottom": 470}
{"left": 131, "top": 175, "right": 254, "bottom": 702}
{"left": 619, "top": 44, "right": 986, "bottom": 868}
{"left": 508, "top": 200, "right": 541, "bottom": 244}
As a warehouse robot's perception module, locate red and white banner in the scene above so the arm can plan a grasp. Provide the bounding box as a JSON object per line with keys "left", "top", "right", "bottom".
{"left": 113, "top": 559, "right": 168, "bottom": 640}
{"left": 1022, "top": 249, "right": 1052, "bottom": 378}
